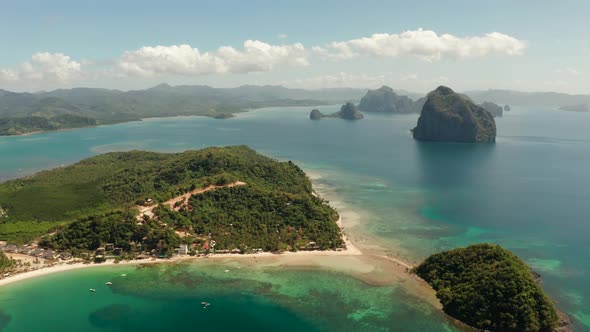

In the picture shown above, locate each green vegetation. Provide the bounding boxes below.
[0,250,15,274]
[0,114,97,135]
[183,185,340,251]
[414,244,559,332]
[413,86,496,143]
[1,146,343,254]
[39,211,182,257]
[0,85,364,135]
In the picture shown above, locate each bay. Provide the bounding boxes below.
[0,104,589,331]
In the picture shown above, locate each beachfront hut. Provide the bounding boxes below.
[41,250,57,260]
[175,244,189,255]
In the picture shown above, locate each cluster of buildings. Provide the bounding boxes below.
[0,243,72,261]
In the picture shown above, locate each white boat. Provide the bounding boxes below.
[106,282,113,285]
[89,289,96,292]
[121,274,127,277]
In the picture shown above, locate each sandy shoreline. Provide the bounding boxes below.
[0,170,431,311]
[0,214,365,288]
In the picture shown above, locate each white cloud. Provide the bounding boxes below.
[0,52,82,84]
[313,29,527,61]
[555,66,580,76]
[118,40,309,77]
[0,69,18,81]
[281,72,389,89]
[279,72,455,93]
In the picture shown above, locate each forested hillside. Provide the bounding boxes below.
[0,146,343,255]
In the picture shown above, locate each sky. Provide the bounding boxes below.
[0,0,589,94]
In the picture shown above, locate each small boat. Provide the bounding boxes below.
[224,270,229,273]
[121,274,127,277]
[106,282,113,285]
[89,289,96,292]
[201,301,211,308]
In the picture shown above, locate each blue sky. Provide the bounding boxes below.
[1,0,589,93]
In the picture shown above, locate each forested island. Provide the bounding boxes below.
[309,102,364,120]
[0,146,344,259]
[415,244,569,332]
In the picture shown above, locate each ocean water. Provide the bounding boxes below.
[0,105,589,331]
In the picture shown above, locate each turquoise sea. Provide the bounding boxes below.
[0,105,589,331]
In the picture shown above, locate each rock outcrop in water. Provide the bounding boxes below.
[336,102,364,120]
[309,103,364,120]
[309,109,323,120]
[481,101,503,117]
[412,86,496,143]
[358,86,416,113]
[504,104,511,112]
[559,104,589,113]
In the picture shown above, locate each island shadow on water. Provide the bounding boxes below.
[0,310,11,331]
[414,140,497,189]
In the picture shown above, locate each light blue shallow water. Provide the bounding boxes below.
[0,105,589,331]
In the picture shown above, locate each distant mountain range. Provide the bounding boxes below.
[1,84,588,135]
[465,89,590,107]
[0,84,372,135]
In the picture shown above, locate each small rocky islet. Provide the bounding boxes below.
[309,102,364,120]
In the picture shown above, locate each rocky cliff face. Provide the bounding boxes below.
[309,109,323,120]
[337,102,364,120]
[358,86,416,113]
[413,86,496,143]
[309,103,364,120]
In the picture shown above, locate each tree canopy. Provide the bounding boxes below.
[414,243,558,332]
